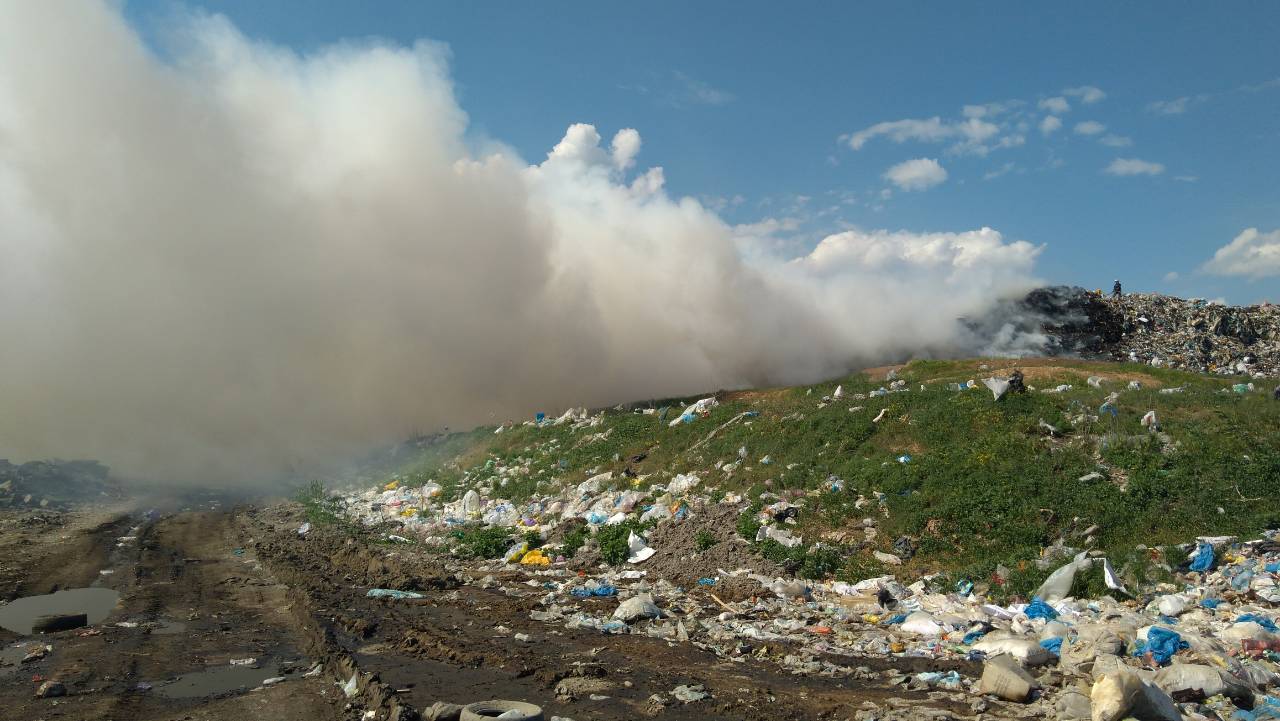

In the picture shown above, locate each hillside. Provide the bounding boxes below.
[332,356,1280,599]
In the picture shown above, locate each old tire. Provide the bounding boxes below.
[459,700,544,721]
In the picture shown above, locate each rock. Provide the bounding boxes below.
[35,680,67,698]
[31,613,88,633]
[670,684,710,703]
[979,654,1038,702]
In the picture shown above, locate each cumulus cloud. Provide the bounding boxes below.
[1201,228,1280,278]
[610,128,641,170]
[1038,96,1070,113]
[0,3,1043,483]
[1163,271,1180,282]
[883,158,948,191]
[1039,115,1062,135]
[1074,120,1105,135]
[1063,86,1106,104]
[1099,134,1132,147]
[1104,158,1165,176]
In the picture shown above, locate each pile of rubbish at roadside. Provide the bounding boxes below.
[330,442,1280,721]
[353,493,1280,721]
[0,459,116,509]
[992,286,1280,377]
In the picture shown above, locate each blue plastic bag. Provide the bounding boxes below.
[1133,626,1188,665]
[1039,637,1063,656]
[1025,597,1059,621]
[1189,542,1215,572]
[1237,614,1279,633]
[1201,598,1222,609]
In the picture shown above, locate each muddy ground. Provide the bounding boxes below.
[0,501,1004,720]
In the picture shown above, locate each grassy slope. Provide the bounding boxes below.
[372,358,1280,598]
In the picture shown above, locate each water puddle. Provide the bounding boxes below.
[0,588,120,635]
[154,660,285,698]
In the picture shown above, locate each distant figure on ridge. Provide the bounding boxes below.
[1112,280,1122,299]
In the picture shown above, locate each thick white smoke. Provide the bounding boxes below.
[0,3,1042,482]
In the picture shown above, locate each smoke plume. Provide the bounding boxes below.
[0,3,1043,482]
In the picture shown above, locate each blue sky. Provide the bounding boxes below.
[124,1,1280,303]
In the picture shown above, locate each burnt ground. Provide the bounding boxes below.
[0,502,998,721]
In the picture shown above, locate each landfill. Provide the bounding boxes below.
[990,287,1280,377]
[324,383,1280,721]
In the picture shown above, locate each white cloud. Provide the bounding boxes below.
[798,227,1040,277]
[844,117,951,150]
[1099,134,1132,147]
[883,158,947,191]
[1073,120,1105,135]
[1039,115,1062,135]
[1063,86,1106,104]
[1038,96,1070,113]
[1147,94,1209,115]
[610,128,641,170]
[1174,175,1198,183]
[1201,228,1280,278]
[983,162,1017,180]
[1103,158,1165,176]
[673,71,733,106]
[961,100,1023,119]
[1162,271,1179,282]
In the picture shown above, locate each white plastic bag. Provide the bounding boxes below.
[1035,551,1092,602]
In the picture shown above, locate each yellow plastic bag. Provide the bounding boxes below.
[384,480,400,491]
[520,549,551,566]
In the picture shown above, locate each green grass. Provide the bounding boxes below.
[359,358,1280,592]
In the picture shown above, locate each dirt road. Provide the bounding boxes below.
[0,505,340,720]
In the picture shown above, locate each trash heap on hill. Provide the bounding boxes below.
[1001,287,1280,377]
[1104,293,1280,377]
[328,413,1280,719]
[341,473,1280,720]
[0,459,115,509]
[321,362,1280,720]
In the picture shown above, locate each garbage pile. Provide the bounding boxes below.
[353,484,1280,721]
[0,459,115,509]
[329,431,1280,719]
[975,286,1280,376]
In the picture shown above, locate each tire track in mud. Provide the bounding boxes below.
[2,507,345,721]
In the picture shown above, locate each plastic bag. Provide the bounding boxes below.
[1035,551,1092,602]
[1133,627,1187,665]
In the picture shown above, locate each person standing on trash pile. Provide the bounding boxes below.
[1112,279,1122,299]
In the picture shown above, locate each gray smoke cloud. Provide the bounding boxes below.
[0,2,1043,483]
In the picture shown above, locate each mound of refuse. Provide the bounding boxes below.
[0,459,116,509]
[988,286,1280,376]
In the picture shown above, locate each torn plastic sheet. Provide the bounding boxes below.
[627,531,656,563]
